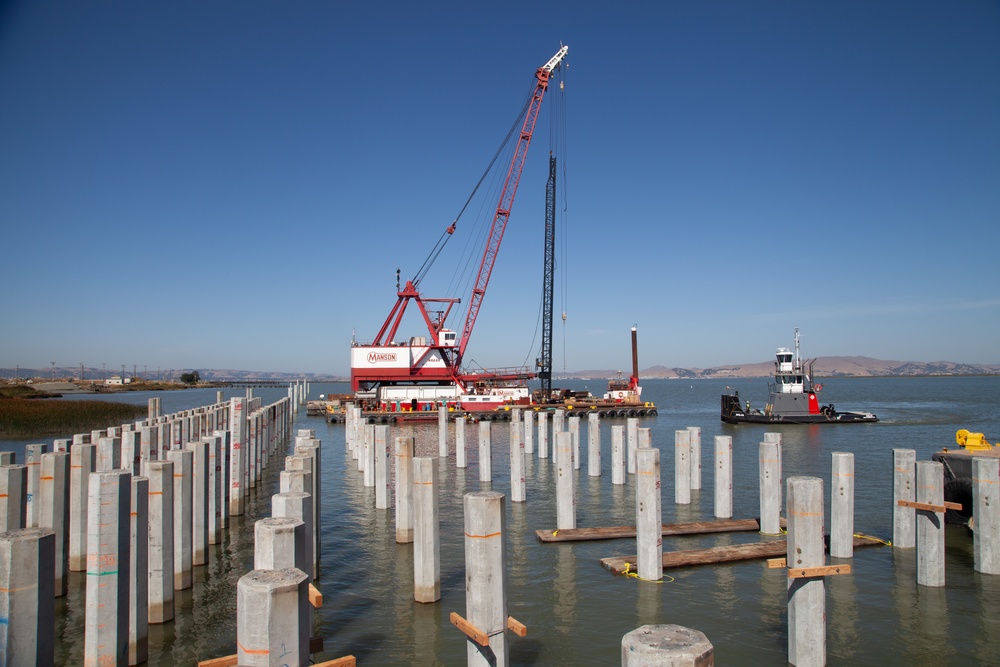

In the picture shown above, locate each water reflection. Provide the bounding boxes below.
[610,478,629,524]
[579,475,603,526]
[394,542,414,651]
[973,574,1000,663]
[712,533,737,613]
[636,578,660,625]
[509,502,529,592]
[827,558,859,662]
[411,599,439,666]
[674,494,699,524]
[553,543,577,635]
[890,547,919,662]
[915,586,951,662]
[758,558,786,640]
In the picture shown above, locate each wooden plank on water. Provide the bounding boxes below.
[197,637,325,667]
[536,517,786,543]
[600,535,885,575]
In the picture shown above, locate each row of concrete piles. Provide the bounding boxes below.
[644,433,826,666]
[229,427,336,667]
[339,406,717,666]
[0,386,306,666]
[351,406,1000,666]
[633,433,1000,666]
[892,449,1000,580]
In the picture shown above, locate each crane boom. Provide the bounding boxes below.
[456,45,568,363]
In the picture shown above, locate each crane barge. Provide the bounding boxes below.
[347,46,569,418]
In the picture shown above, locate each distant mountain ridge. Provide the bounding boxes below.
[560,356,1000,380]
[6,357,999,384]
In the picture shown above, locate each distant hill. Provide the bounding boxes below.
[6,357,999,385]
[558,357,1000,380]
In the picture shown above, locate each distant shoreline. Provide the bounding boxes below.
[6,369,998,392]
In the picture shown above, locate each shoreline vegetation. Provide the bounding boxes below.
[0,381,199,396]
[0,396,147,439]
[0,382,185,438]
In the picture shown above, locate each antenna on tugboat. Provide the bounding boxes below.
[794,327,800,367]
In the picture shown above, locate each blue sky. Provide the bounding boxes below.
[1,1,998,376]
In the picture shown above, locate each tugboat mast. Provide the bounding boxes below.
[794,326,801,369]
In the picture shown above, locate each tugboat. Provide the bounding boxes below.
[720,329,877,425]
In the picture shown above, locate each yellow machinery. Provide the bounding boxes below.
[933,429,999,527]
[954,429,994,452]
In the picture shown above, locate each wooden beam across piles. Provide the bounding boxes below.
[600,535,887,575]
[536,517,786,543]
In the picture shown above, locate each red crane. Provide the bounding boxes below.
[350,45,568,397]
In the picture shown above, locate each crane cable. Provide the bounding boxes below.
[558,65,570,372]
[412,89,536,288]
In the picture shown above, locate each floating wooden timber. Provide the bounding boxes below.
[600,535,886,575]
[197,637,356,667]
[535,517,786,543]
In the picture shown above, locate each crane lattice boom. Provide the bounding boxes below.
[456,46,568,363]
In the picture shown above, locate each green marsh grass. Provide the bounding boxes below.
[0,398,147,438]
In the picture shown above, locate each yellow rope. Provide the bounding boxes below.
[621,561,674,584]
[780,526,891,546]
[781,525,890,547]
[854,532,892,547]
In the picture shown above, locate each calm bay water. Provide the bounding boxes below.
[4,376,1000,665]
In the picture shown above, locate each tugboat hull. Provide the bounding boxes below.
[721,391,877,425]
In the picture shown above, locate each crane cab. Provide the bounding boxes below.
[439,330,457,347]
